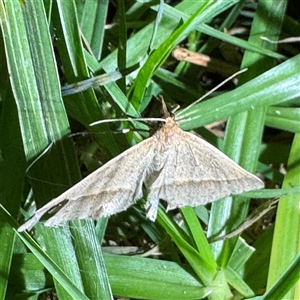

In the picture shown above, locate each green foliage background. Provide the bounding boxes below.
[0,0,299,299]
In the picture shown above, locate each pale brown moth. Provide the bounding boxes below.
[18,105,264,232]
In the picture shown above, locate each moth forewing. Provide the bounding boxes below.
[18,137,156,231]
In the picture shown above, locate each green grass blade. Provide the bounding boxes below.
[242,227,274,294]
[247,254,300,300]
[2,1,113,298]
[263,253,300,300]
[177,54,300,130]
[0,0,68,297]
[157,208,218,287]
[180,207,214,260]
[116,0,127,93]
[224,267,255,298]
[6,238,212,300]
[0,26,26,299]
[154,4,285,60]
[79,0,108,60]
[1,205,89,300]
[69,220,113,299]
[53,0,123,158]
[104,253,210,299]
[131,0,232,109]
[266,132,300,299]
[265,106,300,133]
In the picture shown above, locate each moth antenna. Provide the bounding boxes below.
[177,68,248,118]
[90,117,166,127]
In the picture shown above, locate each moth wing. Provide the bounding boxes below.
[18,137,156,231]
[146,130,263,219]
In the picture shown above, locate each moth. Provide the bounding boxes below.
[18,110,264,231]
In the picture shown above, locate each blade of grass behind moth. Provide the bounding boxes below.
[103,253,210,299]
[69,220,113,300]
[95,217,109,244]
[130,0,229,110]
[0,4,29,297]
[1,2,77,299]
[180,207,215,265]
[266,133,300,299]
[117,0,127,93]
[15,1,89,298]
[265,106,300,133]
[148,0,164,54]
[98,1,224,74]
[54,0,121,158]
[152,2,285,60]
[0,64,27,300]
[178,207,235,298]
[157,208,218,288]
[263,253,300,300]
[50,2,115,298]
[82,49,140,117]
[199,0,246,54]
[2,1,112,299]
[224,267,255,298]
[0,206,89,300]
[207,0,287,268]
[225,239,257,297]
[78,0,108,60]
[176,54,300,130]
